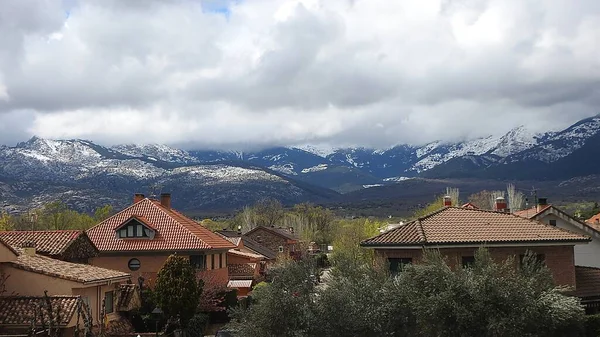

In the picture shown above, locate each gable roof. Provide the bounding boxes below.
[514,205,553,219]
[87,198,236,252]
[0,230,94,257]
[8,252,130,284]
[461,202,479,209]
[246,226,299,242]
[515,205,600,237]
[0,296,80,327]
[216,230,278,260]
[361,207,591,247]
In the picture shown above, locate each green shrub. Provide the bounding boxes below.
[186,313,209,337]
[586,314,600,337]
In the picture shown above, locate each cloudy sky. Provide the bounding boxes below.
[0,0,598,149]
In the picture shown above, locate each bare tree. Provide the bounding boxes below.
[254,198,284,227]
[446,187,460,206]
[507,184,525,211]
[240,206,256,233]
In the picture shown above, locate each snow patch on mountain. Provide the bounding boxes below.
[293,145,339,158]
[491,126,540,157]
[113,143,196,163]
[268,164,297,176]
[301,164,328,173]
[412,136,499,172]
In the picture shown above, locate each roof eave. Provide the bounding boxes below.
[361,239,590,249]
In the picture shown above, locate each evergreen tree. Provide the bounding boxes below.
[154,254,202,327]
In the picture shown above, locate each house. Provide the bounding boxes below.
[244,226,300,259]
[216,230,276,297]
[86,193,236,288]
[360,204,591,288]
[514,198,600,268]
[0,230,98,263]
[0,237,134,334]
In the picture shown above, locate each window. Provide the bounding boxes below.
[219,253,223,269]
[462,256,475,268]
[389,258,412,274]
[190,255,206,270]
[549,219,557,226]
[104,291,114,314]
[117,219,153,238]
[211,254,215,270]
[128,258,141,271]
[278,246,284,253]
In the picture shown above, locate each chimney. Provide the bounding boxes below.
[443,196,452,207]
[160,193,171,209]
[495,197,508,212]
[537,198,548,212]
[133,193,145,203]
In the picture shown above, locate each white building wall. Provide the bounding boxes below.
[539,213,600,268]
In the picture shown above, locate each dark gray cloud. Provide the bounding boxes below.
[0,0,598,149]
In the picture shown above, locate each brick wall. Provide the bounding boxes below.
[376,245,577,287]
[245,228,293,256]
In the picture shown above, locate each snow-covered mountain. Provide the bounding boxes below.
[2,115,600,213]
[0,139,337,213]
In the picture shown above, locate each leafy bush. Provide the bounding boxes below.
[186,313,209,337]
[586,314,600,337]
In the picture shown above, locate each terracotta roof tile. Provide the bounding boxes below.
[0,296,79,326]
[514,205,552,219]
[0,230,84,256]
[228,249,265,260]
[9,253,130,284]
[362,207,590,247]
[575,266,600,298]
[87,199,236,252]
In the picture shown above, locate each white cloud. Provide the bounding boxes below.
[0,0,599,148]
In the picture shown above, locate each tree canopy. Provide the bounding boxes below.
[154,254,202,327]
[229,248,586,337]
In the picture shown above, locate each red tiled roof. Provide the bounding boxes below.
[361,207,590,247]
[514,205,552,219]
[0,296,79,326]
[575,266,600,298]
[9,252,130,284]
[87,199,236,252]
[0,230,85,256]
[461,202,479,209]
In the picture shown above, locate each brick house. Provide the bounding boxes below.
[0,237,133,335]
[0,230,98,263]
[360,206,590,288]
[216,230,277,297]
[86,193,236,288]
[244,226,299,259]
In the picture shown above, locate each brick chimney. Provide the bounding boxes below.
[133,193,145,203]
[443,196,452,207]
[495,197,508,212]
[160,193,171,209]
[537,198,548,212]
